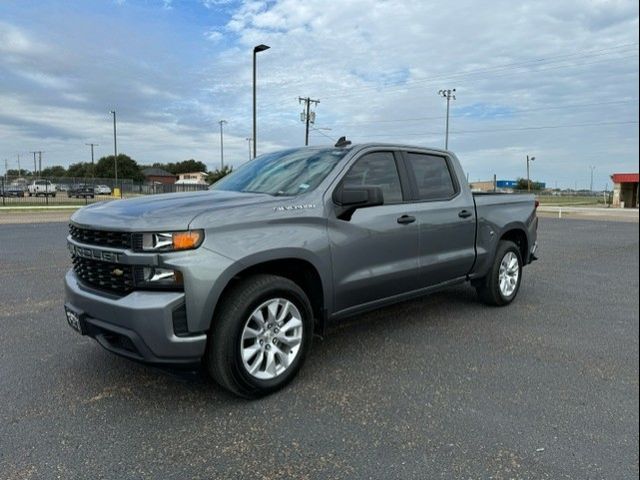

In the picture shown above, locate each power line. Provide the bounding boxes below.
[323,46,640,101]
[327,98,638,127]
[256,42,639,102]
[310,127,336,143]
[343,120,639,138]
[259,44,638,108]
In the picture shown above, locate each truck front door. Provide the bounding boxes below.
[328,150,420,313]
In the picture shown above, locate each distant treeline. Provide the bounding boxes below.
[7,155,208,181]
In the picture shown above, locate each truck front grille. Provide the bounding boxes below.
[72,256,137,294]
[69,224,132,250]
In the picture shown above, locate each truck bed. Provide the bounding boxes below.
[471,192,538,276]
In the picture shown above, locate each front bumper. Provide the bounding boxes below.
[64,270,207,364]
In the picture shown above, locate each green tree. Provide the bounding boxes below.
[516,178,543,191]
[41,165,67,178]
[206,165,233,184]
[152,159,208,175]
[95,154,143,181]
[67,162,92,178]
[7,169,31,177]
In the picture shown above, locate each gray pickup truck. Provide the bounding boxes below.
[64,141,538,397]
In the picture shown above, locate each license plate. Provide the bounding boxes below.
[65,307,85,335]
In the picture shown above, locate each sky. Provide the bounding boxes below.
[0,0,638,189]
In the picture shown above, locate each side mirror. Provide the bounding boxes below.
[333,185,384,220]
[334,185,384,208]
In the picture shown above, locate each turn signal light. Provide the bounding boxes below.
[172,231,203,250]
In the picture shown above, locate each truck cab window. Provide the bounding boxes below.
[342,152,403,204]
[406,153,456,201]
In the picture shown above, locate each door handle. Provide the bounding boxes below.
[458,210,473,219]
[397,215,416,225]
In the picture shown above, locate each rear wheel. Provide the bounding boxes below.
[475,240,523,306]
[205,274,313,398]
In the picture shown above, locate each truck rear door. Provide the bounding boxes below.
[401,151,476,286]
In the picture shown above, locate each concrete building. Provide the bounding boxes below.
[611,173,639,208]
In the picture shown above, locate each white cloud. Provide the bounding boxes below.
[0,21,46,56]
[201,0,235,8]
[204,29,224,42]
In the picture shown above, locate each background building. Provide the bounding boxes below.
[176,172,208,185]
[611,173,639,208]
[141,167,176,185]
[469,179,545,192]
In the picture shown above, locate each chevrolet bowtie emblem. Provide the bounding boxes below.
[111,268,124,277]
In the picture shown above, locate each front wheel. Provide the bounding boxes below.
[205,274,313,398]
[475,240,523,306]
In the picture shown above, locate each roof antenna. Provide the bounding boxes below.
[334,136,351,148]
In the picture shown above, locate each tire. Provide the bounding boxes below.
[205,274,313,398]
[475,240,523,306]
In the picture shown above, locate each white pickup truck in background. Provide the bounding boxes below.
[27,180,57,197]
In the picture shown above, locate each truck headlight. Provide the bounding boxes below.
[140,230,204,252]
[136,267,183,289]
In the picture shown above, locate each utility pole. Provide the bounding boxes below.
[86,143,99,178]
[589,166,596,192]
[245,137,252,162]
[438,88,456,149]
[30,151,37,178]
[29,151,43,178]
[17,154,21,177]
[298,97,320,146]
[218,120,227,170]
[526,155,536,192]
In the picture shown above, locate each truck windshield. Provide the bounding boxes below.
[210,147,349,196]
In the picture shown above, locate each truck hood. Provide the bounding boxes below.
[71,190,276,231]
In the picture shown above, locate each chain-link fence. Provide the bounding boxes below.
[0,176,209,207]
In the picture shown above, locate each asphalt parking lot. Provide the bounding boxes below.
[0,218,638,479]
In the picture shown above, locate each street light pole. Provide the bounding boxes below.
[589,166,596,192]
[219,120,227,170]
[438,88,456,149]
[110,110,118,191]
[526,155,536,192]
[252,44,270,159]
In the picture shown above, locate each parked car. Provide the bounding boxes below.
[95,185,112,195]
[1,183,27,197]
[27,180,57,197]
[68,184,95,199]
[64,141,539,398]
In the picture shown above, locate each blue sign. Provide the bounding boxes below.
[496,180,518,188]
